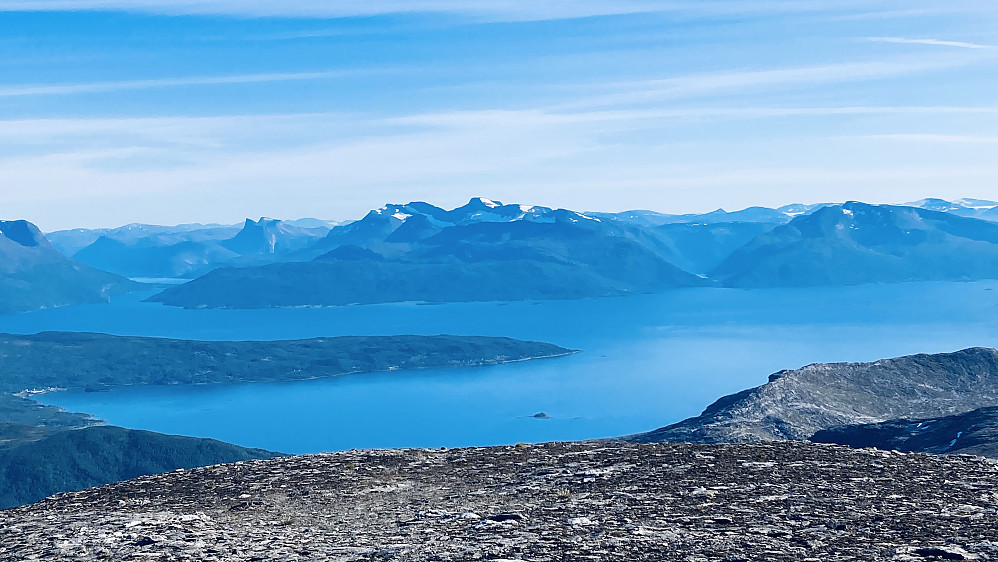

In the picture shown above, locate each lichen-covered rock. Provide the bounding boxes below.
[3,441,997,561]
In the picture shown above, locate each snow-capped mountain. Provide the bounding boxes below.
[314,197,601,251]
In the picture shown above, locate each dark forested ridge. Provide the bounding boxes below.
[0,332,575,393]
[0,426,278,509]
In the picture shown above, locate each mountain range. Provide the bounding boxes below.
[149,197,998,309]
[0,220,140,314]
[51,218,335,279]
[149,199,708,308]
[711,202,998,286]
[7,196,998,313]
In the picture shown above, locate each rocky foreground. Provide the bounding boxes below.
[3,441,998,561]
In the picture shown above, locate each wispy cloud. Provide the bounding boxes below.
[0,0,669,20]
[4,101,998,229]
[867,37,995,49]
[550,56,994,111]
[2,0,989,21]
[864,133,998,143]
[0,70,361,97]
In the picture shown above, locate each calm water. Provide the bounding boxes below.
[4,282,998,454]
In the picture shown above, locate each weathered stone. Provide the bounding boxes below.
[2,441,997,561]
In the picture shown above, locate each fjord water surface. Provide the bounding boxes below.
[7,282,998,454]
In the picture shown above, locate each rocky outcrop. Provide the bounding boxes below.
[2,441,997,561]
[631,348,998,444]
[812,406,998,458]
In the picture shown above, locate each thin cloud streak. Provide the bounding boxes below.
[865,133,998,143]
[0,70,359,97]
[549,56,995,111]
[0,0,987,21]
[867,37,995,49]
[5,105,998,148]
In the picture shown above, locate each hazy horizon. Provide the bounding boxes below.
[22,194,994,233]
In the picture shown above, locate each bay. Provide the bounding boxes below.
[2,281,996,453]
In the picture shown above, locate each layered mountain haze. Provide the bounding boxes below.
[47,222,243,256]
[0,220,140,314]
[906,198,998,221]
[712,202,998,287]
[58,218,333,279]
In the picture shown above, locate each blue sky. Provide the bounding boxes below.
[2,1,997,230]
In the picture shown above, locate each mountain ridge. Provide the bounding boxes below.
[630,347,998,444]
[0,220,141,314]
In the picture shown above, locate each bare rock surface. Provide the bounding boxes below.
[3,441,998,561]
[632,347,998,444]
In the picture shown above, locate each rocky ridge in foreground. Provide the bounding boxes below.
[632,347,998,444]
[3,441,998,561]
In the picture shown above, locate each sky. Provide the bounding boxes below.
[2,1,998,230]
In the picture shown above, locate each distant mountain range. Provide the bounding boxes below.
[49,218,337,279]
[630,347,998,446]
[711,202,998,286]
[0,220,140,314]
[147,197,998,308]
[905,197,998,221]
[149,198,707,308]
[5,196,998,313]
[592,202,835,227]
